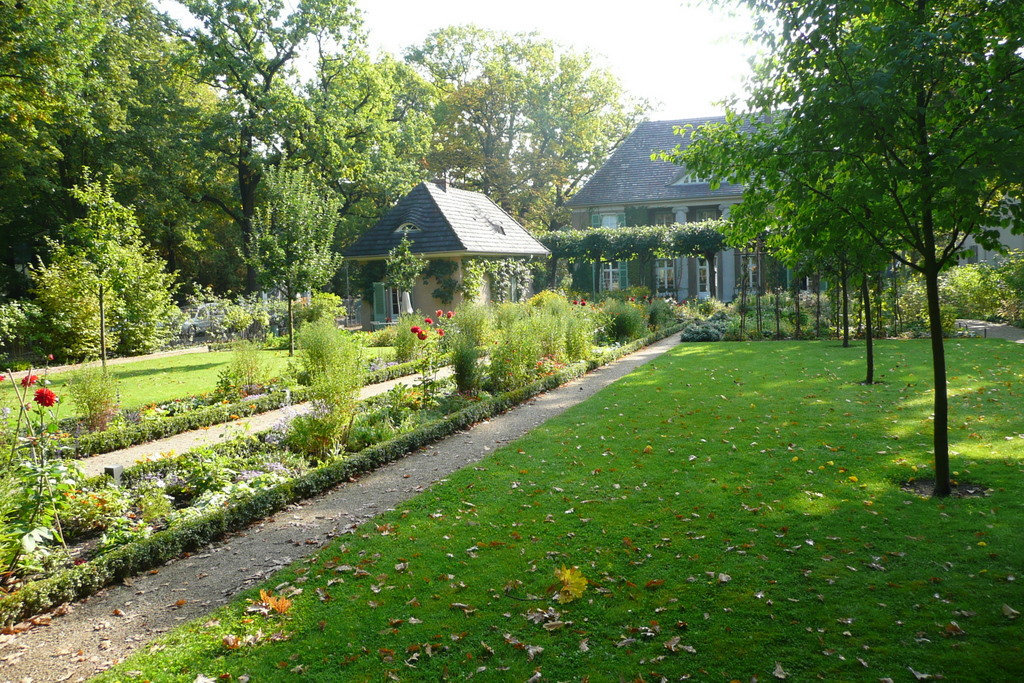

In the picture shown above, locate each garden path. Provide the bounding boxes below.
[76,366,456,479]
[0,334,681,683]
[957,318,1024,342]
[7,346,209,382]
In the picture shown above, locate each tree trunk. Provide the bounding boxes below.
[238,129,259,294]
[815,277,822,337]
[707,253,718,299]
[287,295,295,357]
[793,286,801,338]
[861,276,874,384]
[99,282,107,369]
[874,274,884,339]
[841,265,850,347]
[924,263,950,496]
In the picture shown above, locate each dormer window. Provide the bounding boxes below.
[394,222,421,234]
[672,166,709,185]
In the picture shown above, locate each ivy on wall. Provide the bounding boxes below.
[539,219,728,262]
[423,259,459,303]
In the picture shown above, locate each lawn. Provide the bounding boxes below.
[98,339,1024,681]
[3,346,398,419]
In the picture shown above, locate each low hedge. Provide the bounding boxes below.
[0,326,681,626]
[63,357,432,458]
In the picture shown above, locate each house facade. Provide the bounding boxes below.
[344,181,549,328]
[566,116,756,302]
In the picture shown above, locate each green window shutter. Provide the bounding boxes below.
[619,260,629,289]
[616,213,625,228]
[590,213,601,228]
[372,282,386,322]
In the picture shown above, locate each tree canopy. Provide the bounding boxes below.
[667,0,1024,495]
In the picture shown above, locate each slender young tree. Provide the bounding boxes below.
[246,165,343,356]
[670,0,1024,496]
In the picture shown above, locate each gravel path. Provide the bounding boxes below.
[0,334,680,683]
[77,367,455,478]
[957,319,1024,342]
[8,347,209,381]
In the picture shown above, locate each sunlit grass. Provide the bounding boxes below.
[98,339,1024,681]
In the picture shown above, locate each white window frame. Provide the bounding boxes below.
[655,258,676,294]
[696,258,711,299]
[384,287,404,319]
[740,254,758,290]
[600,261,621,291]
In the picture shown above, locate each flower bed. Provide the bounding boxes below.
[34,355,432,459]
[0,322,683,626]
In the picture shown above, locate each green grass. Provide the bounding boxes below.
[98,339,1024,681]
[4,346,397,419]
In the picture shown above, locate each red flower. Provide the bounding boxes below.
[20,374,39,387]
[33,387,57,407]
[437,329,445,337]
[435,309,443,318]
[446,311,454,319]
[580,300,587,306]
[424,317,433,325]
[417,331,428,340]
[572,300,579,305]
[410,326,422,334]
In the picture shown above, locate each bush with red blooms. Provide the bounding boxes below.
[2,367,71,578]
[412,312,453,402]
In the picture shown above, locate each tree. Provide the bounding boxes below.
[33,172,177,362]
[384,237,427,313]
[246,165,342,356]
[172,0,361,292]
[406,25,646,230]
[671,0,1024,496]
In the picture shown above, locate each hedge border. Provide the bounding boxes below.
[0,325,681,625]
[62,356,434,458]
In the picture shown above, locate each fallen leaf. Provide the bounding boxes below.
[773,661,789,679]
[1002,604,1020,619]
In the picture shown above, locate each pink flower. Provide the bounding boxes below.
[446,311,454,319]
[20,374,38,387]
[47,354,54,361]
[435,309,443,318]
[34,387,57,407]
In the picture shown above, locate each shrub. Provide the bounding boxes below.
[223,305,255,336]
[563,311,594,362]
[295,318,358,385]
[286,331,364,460]
[296,292,346,327]
[67,366,120,432]
[449,303,491,348]
[940,264,1001,320]
[366,325,398,348]
[605,285,652,301]
[602,299,648,342]
[491,302,529,333]
[393,313,424,363]
[527,290,569,312]
[450,332,482,394]
[488,319,543,393]
[996,250,1024,325]
[62,484,129,539]
[680,319,728,341]
[0,300,43,359]
[217,341,272,395]
[531,311,566,361]
[646,298,676,329]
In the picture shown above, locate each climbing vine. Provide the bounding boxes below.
[423,259,460,304]
[460,258,535,303]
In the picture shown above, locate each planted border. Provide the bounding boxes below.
[63,356,435,458]
[0,326,681,626]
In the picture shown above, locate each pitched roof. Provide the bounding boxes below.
[344,182,550,260]
[566,116,745,208]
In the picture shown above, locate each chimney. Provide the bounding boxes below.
[435,176,448,192]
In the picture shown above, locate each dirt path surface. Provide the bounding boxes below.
[8,347,210,381]
[77,367,455,478]
[0,335,680,682]
[957,319,1024,342]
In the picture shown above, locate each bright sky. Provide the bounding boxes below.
[359,0,757,119]
[158,0,757,120]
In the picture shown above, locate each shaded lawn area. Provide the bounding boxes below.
[3,346,397,419]
[98,339,1024,681]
